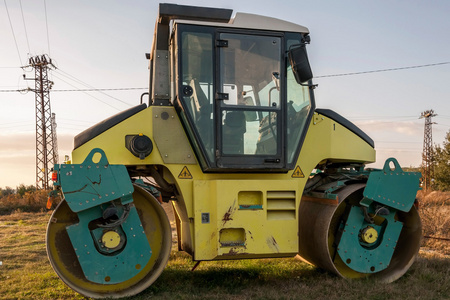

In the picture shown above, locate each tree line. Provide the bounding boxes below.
[433,130,450,191]
[0,184,37,197]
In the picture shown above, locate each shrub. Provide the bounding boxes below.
[0,189,51,215]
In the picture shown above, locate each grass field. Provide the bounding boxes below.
[0,194,449,300]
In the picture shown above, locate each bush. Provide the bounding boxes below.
[16,184,37,196]
[0,189,51,215]
[0,186,16,197]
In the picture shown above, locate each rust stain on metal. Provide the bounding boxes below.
[222,199,237,225]
[228,247,238,255]
[266,236,280,253]
[222,208,233,223]
[223,247,248,256]
[271,236,278,247]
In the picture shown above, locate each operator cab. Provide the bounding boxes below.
[165,6,315,172]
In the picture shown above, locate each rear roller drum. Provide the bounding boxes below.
[298,183,422,282]
[46,184,172,298]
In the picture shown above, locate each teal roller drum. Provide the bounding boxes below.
[298,158,422,282]
[46,149,172,298]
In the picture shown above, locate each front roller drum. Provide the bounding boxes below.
[46,184,172,299]
[298,184,422,282]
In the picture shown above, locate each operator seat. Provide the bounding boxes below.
[222,111,246,154]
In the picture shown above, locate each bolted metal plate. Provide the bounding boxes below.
[363,158,421,212]
[337,205,403,273]
[66,204,152,284]
[57,148,134,213]
[153,106,196,164]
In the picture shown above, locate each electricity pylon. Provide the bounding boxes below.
[420,109,437,192]
[27,54,57,190]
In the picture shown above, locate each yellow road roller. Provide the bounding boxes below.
[46,4,422,298]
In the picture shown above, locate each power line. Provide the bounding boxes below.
[0,87,147,93]
[0,89,29,93]
[4,0,23,65]
[52,87,147,92]
[54,68,134,107]
[19,0,31,54]
[51,73,122,111]
[316,62,450,78]
[43,0,51,55]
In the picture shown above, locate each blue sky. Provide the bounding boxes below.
[1,0,449,187]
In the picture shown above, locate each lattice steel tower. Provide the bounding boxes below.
[420,109,437,192]
[51,112,59,165]
[29,54,57,190]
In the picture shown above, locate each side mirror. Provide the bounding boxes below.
[288,45,313,84]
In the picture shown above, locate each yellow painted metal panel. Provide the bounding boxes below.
[152,107,196,164]
[295,112,376,179]
[72,107,162,165]
[70,107,376,262]
[193,179,299,260]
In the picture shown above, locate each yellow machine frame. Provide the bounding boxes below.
[72,106,375,261]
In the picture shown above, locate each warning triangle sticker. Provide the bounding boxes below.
[292,165,305,178]
[178,166,193,179]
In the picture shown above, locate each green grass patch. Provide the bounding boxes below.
[0,211,449,300]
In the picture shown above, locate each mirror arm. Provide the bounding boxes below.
[299,81,318,89]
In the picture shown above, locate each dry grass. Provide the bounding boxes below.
[0,211,84,300]
[417,190,450,255]
[0,193,449,299]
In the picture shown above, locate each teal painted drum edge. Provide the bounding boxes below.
[363,158,421,212]
[57,148,134,213]
[337,205,403,273]
[66,204,152,284]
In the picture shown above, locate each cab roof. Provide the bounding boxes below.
[174,12,309,34]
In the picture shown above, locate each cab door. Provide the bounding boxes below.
[215,32,286,169]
